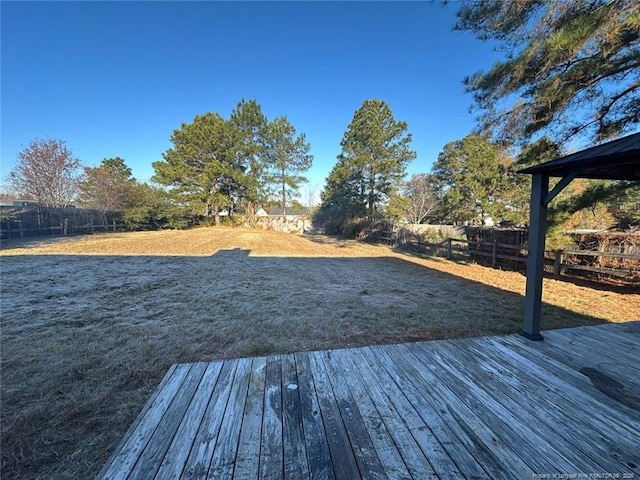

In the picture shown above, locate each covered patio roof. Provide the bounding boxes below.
[519,132,640,180]
[517,131,640,340]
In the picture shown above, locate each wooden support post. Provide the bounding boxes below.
[18,220,23,238]
[63,218,69,236]
[521,173,549,341]
[447,238,452,260]
[113,219,116,231]
[492,240,497,268]
[554,251,563,278]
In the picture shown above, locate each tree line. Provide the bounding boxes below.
[6,99,313,230]
[315,0,639,241]
[6,1,639,238]
[316,126,639,239]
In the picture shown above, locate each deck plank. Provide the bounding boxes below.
[345,348,438,479]
[129,362,209,480]
[375,343,510,480]
[443,338,630,474]
[97,322,640,480]
[259,355,284,480]
[409,340,572,475]
[497,334,640,426]
[99,364,191,480]
[328,348,412,479]
[206,358,252,480]
[308,351,361,480]
[156,362,223,480]
[320,350,387,480]
[97,363,178,480]
[360,346,464,479]
[419,339,591,473]
[282,354,310,480]
[233,357,266,480]
[180,360,238,480]
[494,335,640,453]
[397,341,535,478]
[294,352,335,480]
[466,336,640,472]
[545,326,640,367]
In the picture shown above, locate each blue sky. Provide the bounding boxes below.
[1,1,501,199]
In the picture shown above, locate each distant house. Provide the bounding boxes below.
[255,206,312,234]
[0,199,35,208]
[267,207,311,217]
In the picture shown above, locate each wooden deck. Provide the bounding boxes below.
[98,322,640,479]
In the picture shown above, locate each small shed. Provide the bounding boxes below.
[518,132,640,340]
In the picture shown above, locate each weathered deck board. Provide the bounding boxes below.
[282,355,309,480]
[319,350,387,480]
[181,360,238,479]
[98,322,640,479]
[308,351,362,479]
[232,357,265,480]
[156,363,223,480]
[458,338,639,473]
[294,352,335,480]
[329,348,412,479]
[358,346,458,478]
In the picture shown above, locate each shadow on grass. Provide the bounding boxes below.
[0,247,613,480]
[302,233,356,248]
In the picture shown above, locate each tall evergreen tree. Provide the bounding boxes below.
[317,155,368,231]
[432,134,509,225]
[230,99,269,224]
[456,0,639,146]
[336,99,416,218]
[152,113,243,225]
[263,116,313,217]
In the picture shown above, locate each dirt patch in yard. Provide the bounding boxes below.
[1,227,638,479]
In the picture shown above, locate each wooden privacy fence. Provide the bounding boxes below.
[1,207,124,240]
[1,218,124,239]
[378,229,639,284]
[553,249,640,280]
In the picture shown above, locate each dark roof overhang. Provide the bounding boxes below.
[517,132,640,181]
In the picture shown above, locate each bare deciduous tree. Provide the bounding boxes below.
[301,181,319,215]
[402,173,439,224]
[9,138,81,207]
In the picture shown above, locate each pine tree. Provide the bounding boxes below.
[432,134,509,225]
[152,113,243,225]
[263,116,313,217]
[456,0,639,146]
[336,99,416,219]
[230,99,269,224]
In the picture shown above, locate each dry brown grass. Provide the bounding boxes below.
[1,227,638,479]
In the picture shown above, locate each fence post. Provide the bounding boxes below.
[18,220,24,238]
[63,218,69,235]
[492,239,497,267]
[447,238,452,260]
[554,250,563,278]
[113,219,116,231]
